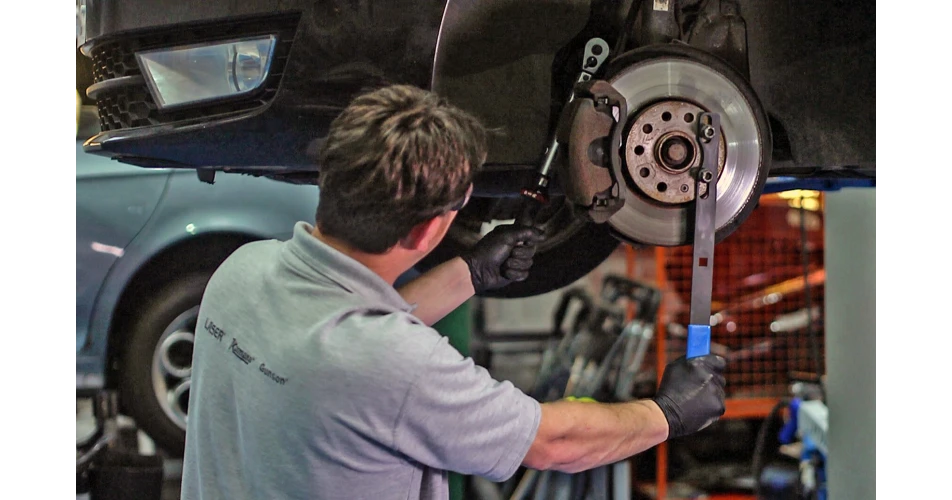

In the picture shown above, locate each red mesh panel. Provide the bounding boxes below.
[660,193,826,397]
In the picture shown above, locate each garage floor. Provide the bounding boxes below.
[76,398,183,500]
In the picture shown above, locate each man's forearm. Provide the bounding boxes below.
[398,257,475,326]
[523,399,669,473]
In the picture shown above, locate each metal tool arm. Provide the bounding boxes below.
[516,38,610,227]
[686,113,720,358]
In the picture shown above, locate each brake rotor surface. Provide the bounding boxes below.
[605,55,767,247]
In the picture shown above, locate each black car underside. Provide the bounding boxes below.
[79,0,874,183]
[78,0,874,297]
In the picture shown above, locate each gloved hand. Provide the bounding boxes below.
[461,225,544,293]
[652,354,727,440]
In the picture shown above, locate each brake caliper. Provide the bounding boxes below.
[556,80,628,224]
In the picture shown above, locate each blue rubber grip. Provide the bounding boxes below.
[687,324,711,358]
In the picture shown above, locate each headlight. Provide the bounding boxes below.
[136,35,277,109]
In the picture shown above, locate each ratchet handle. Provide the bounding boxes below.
[686,324,711,358]
[516,184,549,228]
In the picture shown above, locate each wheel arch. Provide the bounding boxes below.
[101,231,263,389]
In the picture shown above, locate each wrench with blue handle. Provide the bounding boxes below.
[687,113,720,358]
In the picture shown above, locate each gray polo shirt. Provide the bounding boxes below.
[181,221,541,500]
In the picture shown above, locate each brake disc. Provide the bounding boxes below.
[603,46,770,247]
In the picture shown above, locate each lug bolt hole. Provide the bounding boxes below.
[642,124,653,134]
[634,145,645,155]
[639,167,650,178]
[684,113,695,123]
[657,182,668,192]
[662,112,672,122]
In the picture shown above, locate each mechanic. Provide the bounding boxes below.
[180,84,727,500]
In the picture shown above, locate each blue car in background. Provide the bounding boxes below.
[76,101,321,456]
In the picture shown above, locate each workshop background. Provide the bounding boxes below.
[74,1,877,494]
[78,183,872,500]
[468,190,830,500]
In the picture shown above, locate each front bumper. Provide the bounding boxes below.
[80,1,447,171]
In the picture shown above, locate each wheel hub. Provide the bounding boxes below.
[623,100,726,205]
[151,307,198,432]
[658,134,692,171]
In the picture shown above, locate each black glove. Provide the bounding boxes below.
[461,225,544,293]
[652,354,727,440]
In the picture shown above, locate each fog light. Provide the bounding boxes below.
[136,35,276,109]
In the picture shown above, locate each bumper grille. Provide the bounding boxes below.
[88,14,299,132]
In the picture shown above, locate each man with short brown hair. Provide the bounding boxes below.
[182,84,726,500]
[315,84,486,254]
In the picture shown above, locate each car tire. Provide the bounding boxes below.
[118,273,209,457]
[419,221,621,298]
